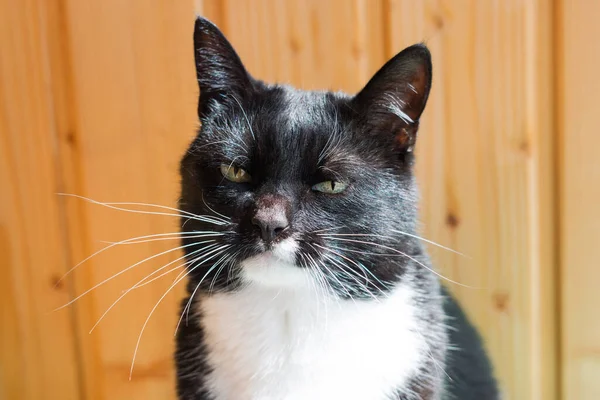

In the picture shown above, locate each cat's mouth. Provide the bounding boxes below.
[240,238,311,288]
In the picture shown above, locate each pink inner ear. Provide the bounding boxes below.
[395,128,411,147]
[393,125,418,152]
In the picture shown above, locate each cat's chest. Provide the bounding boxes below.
[197,285,425,400]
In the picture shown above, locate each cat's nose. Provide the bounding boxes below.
[252,196,290,243]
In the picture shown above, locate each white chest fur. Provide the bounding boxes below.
[198,262,425,400]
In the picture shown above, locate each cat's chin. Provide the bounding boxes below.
[240,238,313,290]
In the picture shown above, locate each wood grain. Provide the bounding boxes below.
[558,0,600,399]
[0,0,81,398]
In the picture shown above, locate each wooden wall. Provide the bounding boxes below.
[0,0,597,399]
[558,1,600,399]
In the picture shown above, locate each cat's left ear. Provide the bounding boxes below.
[352,44,432,151]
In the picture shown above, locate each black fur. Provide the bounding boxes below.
[442,288,500,398]
[175,17,499,399]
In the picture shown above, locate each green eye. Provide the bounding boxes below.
[312,180,348,194]
[220,164,252,183]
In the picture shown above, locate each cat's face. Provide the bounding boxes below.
[179,18,431,298]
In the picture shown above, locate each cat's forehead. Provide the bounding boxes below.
[271,86,349,132]
[281,86,342,118]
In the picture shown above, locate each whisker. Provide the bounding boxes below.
[390,230,466,257]
[100,232,224,245]
[131,264,184,289]
[306,244,354,300]
[58,193,228,225]
[207,254,231,294]
[309,226,347,234]
[181,247,235,327]
[322,231,466,257]
[88,244,219,333]
[323,251,383,301]
[55,231,218,285]
[313,243,394,297]
[59,193,219,222]
[313,243,368,283]
[54,240,215,311]
[321,253,378,302]
[201,191,231,222]
[320,237,477,289]
[129,258,207,380]
[171,263,192,286]
[184,249,241,326]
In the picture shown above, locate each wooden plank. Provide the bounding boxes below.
[386,0,556,398]
[0,0,81,398]
[525,0,557,398]
[201,0,386,93]
[558,0,600,399]
[57,1,198,399]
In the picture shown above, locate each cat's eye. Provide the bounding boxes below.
[220,164,252,183]
[311,180,348,194]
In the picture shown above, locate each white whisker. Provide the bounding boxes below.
[318,232,466,257]
[54,241,215,311]
[309,226,347,234]
[201,191,231,221]
[181,247,235,327]
[389,230,466,257]
[58,193,228,225]
[321,252,378,302]
[131,264,184,289]
[320,237,477,289]
[314,243,393,298]
[307,244,354,301]
[129,257,209,380]
[55,231,217,285]
[88,244,219,333]
[100,232,224,245]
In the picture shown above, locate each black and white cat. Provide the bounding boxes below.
[176,17,499,400]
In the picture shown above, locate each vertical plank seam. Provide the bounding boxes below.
[40,1,91,398]
[551,0,564,397]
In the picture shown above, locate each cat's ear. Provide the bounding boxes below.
[352,44,432,152]
[194,17,253,119]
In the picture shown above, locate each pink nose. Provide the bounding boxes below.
[252,195,290,243]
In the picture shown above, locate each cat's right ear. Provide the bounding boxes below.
[194,17,253,119]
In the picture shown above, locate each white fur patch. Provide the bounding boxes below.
[198,243,425,400]
[240,239,312,289]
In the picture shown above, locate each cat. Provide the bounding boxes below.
[175,16,499,400]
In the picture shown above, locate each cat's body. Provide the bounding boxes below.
[175,17,498,400]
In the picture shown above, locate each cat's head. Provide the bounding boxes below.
[179,17,432,297]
